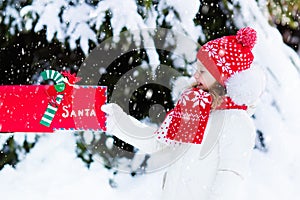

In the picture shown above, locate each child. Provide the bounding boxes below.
[102,27,265,200]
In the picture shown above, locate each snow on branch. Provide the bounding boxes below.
[13,0,202,69]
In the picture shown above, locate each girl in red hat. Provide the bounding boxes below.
[102,27,265,200]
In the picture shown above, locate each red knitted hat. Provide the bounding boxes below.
[197,27,265,106]
[197,27,257,85]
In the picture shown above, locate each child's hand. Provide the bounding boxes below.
[101,103,127,134]
[101,103,156,138]
[101,103,123,117]
[171,76,197,103]
[101,103,158,153]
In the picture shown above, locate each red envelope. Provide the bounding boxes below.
[0,85,107,132]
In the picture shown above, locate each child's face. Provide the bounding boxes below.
[193,60,217,90]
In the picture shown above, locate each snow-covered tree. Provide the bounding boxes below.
[0,1,300,198]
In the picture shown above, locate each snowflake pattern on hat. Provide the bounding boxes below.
[198,27,257,85]
[154,87,212,145]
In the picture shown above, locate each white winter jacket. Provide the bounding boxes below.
[102,104,256,200]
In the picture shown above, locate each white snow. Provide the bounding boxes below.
[20,1,68,41]
[0,133,164,200]
[232,0,300,199]
[4,6,23,34]
[1,0,300,199]
[18,0,204,69]
[0,134,11,148]
[157,0,204,66]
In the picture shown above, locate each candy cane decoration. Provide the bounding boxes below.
[40,94,64,127]
[41,70,66,92]
[40,70,66,127]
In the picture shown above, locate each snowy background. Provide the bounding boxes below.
[1,0,300,199]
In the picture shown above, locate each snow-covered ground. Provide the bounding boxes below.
[0,133,164,200]
[0,130,299,199]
